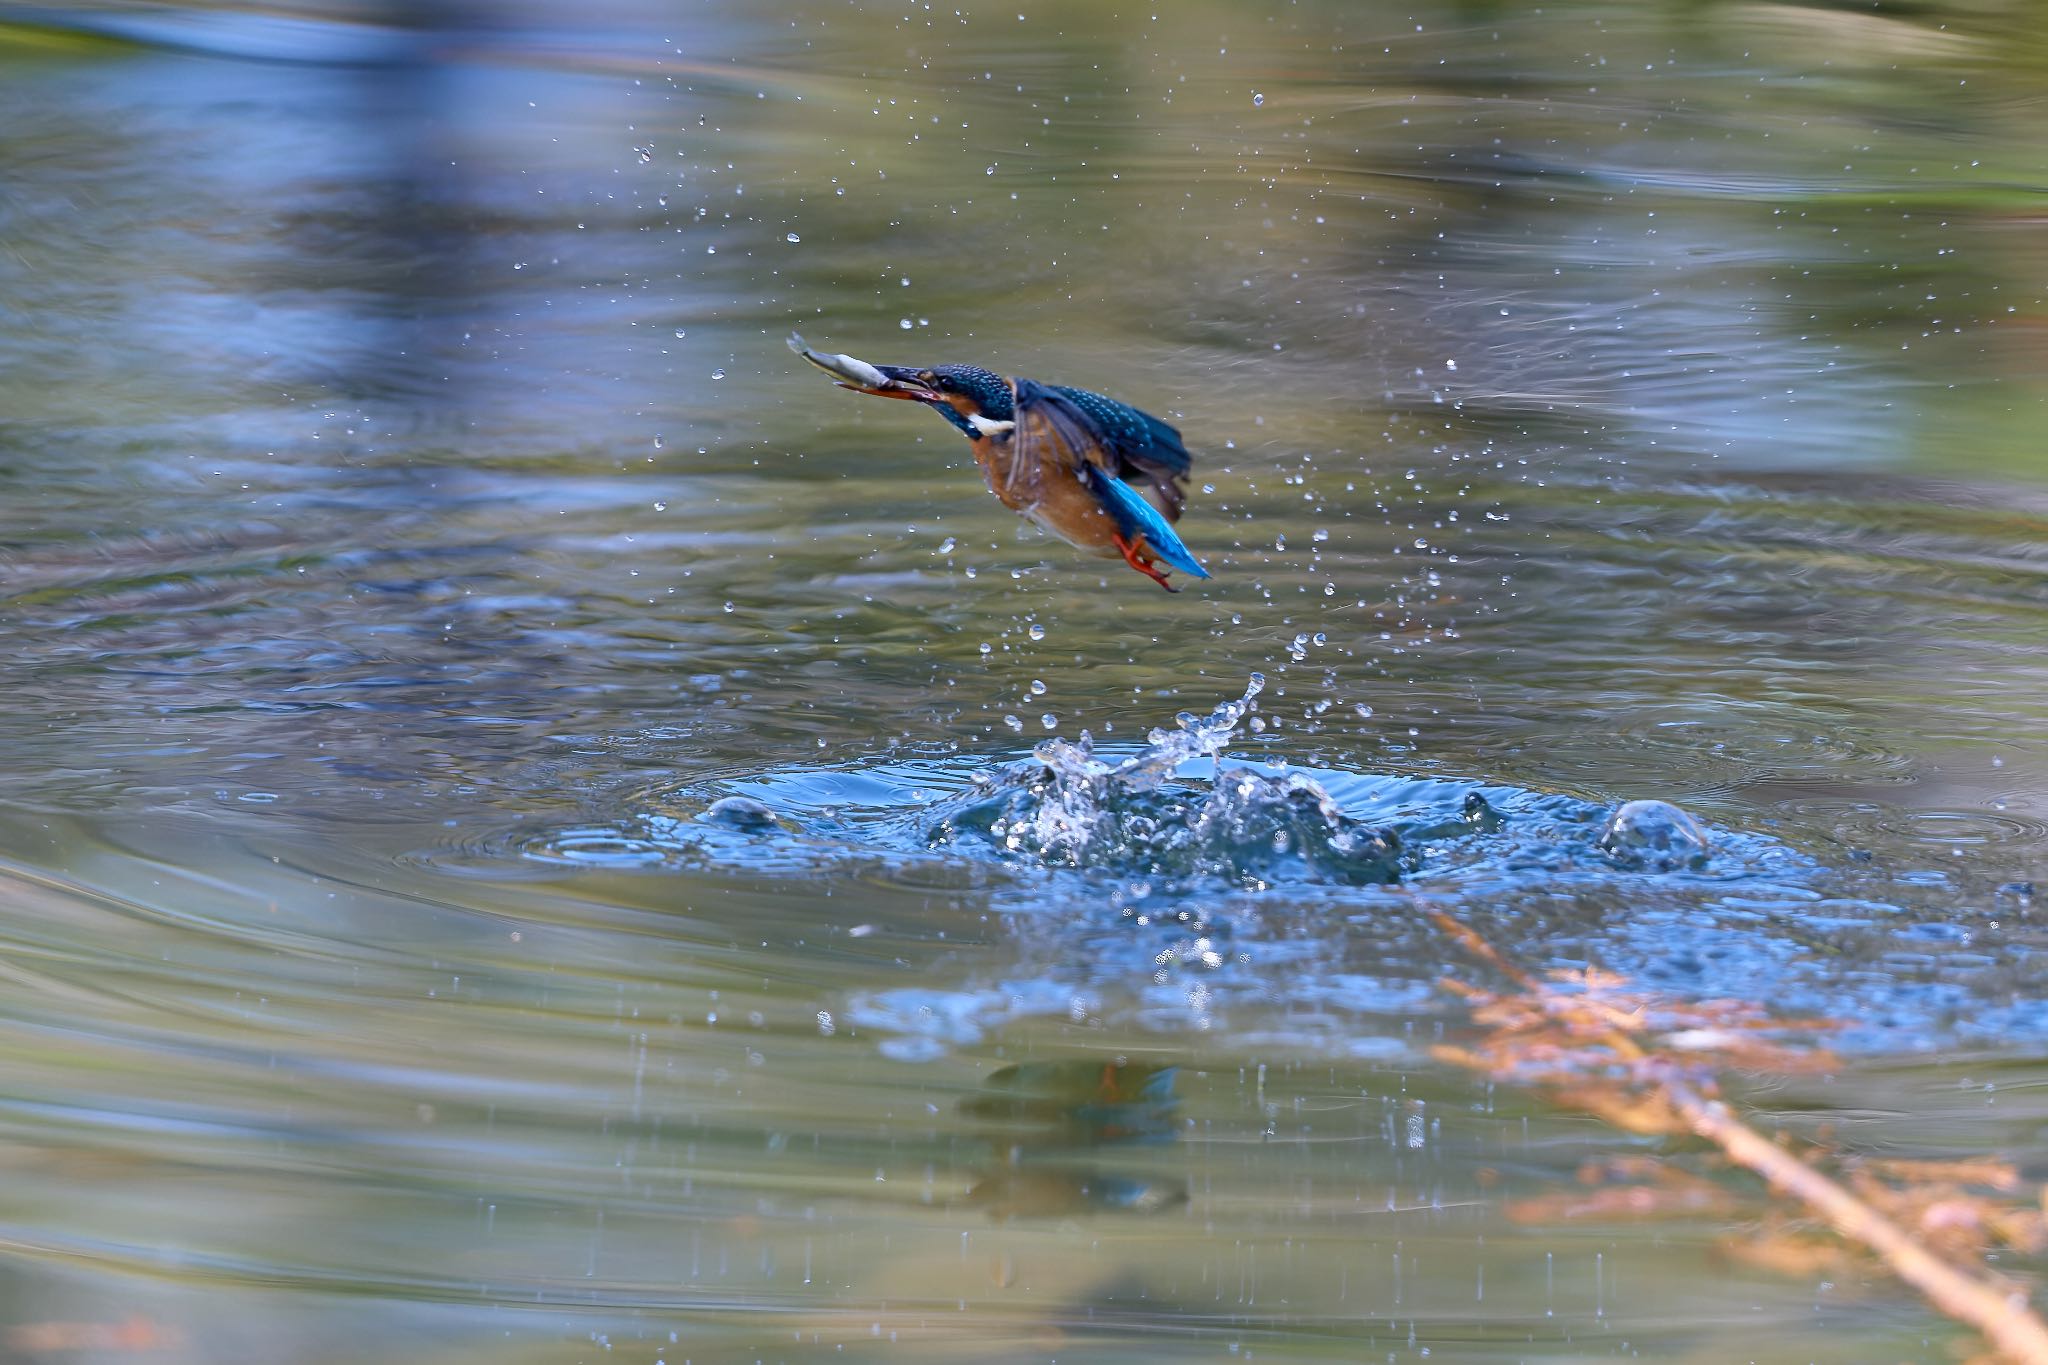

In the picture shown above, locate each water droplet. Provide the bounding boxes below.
[985,164,998,175]
[1251,91,1265,106]
[722,601,736,613]
[785,232,802,243]
[978,642,993,655]
[899,318,913,330]
[711,367,726,380]
[1040,713,1058,730]
[1003,714,1023,732]
[653,500,668,511]
[673,329,686,339]
[1029,679,1047,696]
[1028,623,1046,641]
[937,536,957,554]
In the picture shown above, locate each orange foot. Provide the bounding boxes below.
[1113,532,1177,592]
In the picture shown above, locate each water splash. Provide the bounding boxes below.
[925,675,1402,888]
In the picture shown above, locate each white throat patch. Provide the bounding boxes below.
[967,413,1015,437]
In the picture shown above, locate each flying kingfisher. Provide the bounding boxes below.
[790,334,1211,592]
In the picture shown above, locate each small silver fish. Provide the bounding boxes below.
[787,331,892,390]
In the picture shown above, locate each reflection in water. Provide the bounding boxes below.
[959,1059,1187,1220]
[1,0,2047,1360]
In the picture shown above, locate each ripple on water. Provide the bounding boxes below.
[482,678,1807,904]
[374,680,2044,1057]
[1779,798,2048,856]
[1539,703,1921,794]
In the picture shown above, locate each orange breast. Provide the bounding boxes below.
[973,436,1128,560]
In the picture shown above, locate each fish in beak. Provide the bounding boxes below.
[787,333,936,401]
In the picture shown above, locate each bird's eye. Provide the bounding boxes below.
[934,375,955,391]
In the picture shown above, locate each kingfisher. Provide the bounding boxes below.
[789,334,1210,592]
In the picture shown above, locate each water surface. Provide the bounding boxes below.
[2,1,2046,1360]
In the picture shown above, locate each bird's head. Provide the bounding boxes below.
[849,363,1015,436]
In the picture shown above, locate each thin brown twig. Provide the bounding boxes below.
[1427,908,1538,991]
[1430,908,2048,1365]
[1666,1078,2048,1365]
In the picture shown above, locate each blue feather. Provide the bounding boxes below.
[1083,466,1212,580]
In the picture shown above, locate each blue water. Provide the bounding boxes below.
[485,681,2038,1062]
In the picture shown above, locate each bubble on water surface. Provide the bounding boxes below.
[701,795,781,831]
[1597,799,1710,871]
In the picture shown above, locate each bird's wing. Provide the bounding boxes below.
[1047,383,1192,522]
[1010,382,1209,579]
[1003,378,1098,506]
